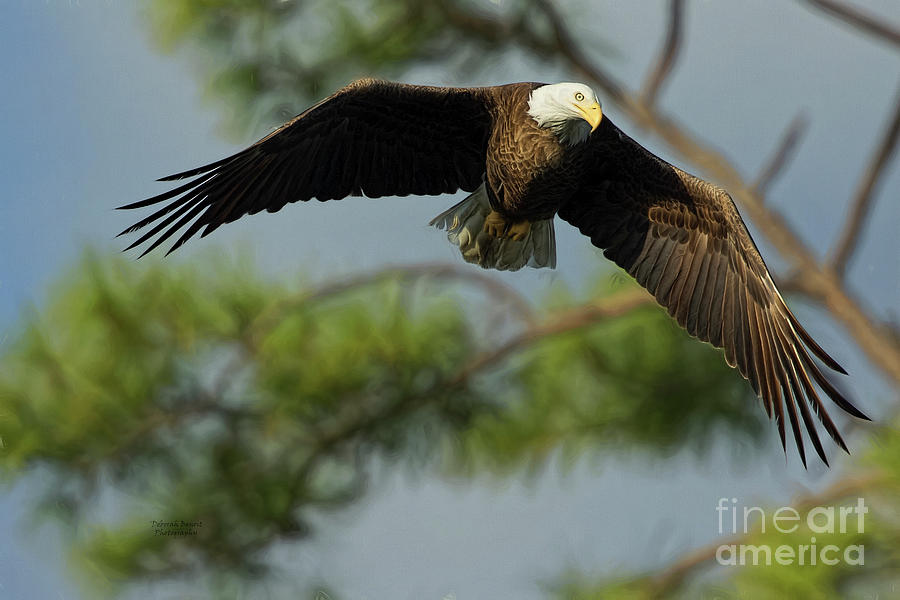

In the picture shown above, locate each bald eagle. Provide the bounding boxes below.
[119,78,868,465]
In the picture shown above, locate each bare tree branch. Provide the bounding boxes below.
[800,0,900,51]
[641,0,686,107]
[752,113,809,197]
[829,85,900,278]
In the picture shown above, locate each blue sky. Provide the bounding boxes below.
[1,1,898,598]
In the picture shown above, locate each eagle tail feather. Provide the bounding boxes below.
[430,184,556,271]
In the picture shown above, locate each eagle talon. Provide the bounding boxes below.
[483,210,509,238]
[483,211,531,240]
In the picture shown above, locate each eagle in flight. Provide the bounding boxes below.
[119,78,869,466]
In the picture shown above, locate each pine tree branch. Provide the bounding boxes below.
[449,287,654,385]
[298,287,655,453]
[284,286,655,505]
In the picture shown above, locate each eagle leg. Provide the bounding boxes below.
[483,210,531,240]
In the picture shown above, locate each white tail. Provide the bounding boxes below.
[429,183,557,271]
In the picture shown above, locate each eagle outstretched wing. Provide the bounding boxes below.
[559,117,869,466]
[118,79,494,256]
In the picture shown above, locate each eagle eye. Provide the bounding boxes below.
[574,92,585,101]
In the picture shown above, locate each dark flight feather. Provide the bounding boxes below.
[118,79,495,253]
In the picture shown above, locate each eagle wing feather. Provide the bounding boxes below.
[118,79,495,255]
[559,117,869,466]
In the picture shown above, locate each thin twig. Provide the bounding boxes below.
[752,113,809,197]
[800,0,900,51]
[641,0,686,107]
[829,85,900,278]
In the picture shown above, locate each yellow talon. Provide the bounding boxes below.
[483,211,531,240]
[483,210,508,238]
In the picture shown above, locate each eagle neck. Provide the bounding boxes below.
[545,119,591,147]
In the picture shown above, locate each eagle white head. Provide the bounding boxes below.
[527,82,603,146]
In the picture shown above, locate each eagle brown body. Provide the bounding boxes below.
[119,78,869,466]
[484,82,587,221]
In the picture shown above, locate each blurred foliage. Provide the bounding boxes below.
[0,251,762,595]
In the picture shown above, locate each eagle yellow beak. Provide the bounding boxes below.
[575,102,603,132]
